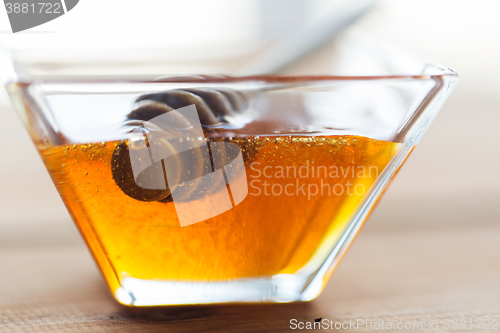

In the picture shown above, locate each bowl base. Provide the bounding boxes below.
[115,274,321,306]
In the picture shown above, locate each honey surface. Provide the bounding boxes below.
[41,135,400,291]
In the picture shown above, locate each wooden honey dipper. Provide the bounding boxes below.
[111,87,248,203]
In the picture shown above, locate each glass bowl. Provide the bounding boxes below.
[0,47,458,306]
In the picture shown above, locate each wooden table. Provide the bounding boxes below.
[1,204,500,332]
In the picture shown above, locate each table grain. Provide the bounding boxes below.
[1,221,500,332]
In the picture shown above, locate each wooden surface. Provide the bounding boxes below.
[1,223,500,332]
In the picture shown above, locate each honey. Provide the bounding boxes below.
[40,135,400,293]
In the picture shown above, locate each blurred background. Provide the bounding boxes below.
[1,0,499,246]
[0,0,499,325]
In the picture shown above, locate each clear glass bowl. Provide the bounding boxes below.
[0,46,458,306]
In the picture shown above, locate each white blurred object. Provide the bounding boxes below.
[1,0,376,76]
[238,0,376,74]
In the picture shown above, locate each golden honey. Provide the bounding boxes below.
[40,135,400,293]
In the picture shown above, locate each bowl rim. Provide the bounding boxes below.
[7,69,459,89]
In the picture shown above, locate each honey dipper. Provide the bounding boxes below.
[111,87,248,202]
